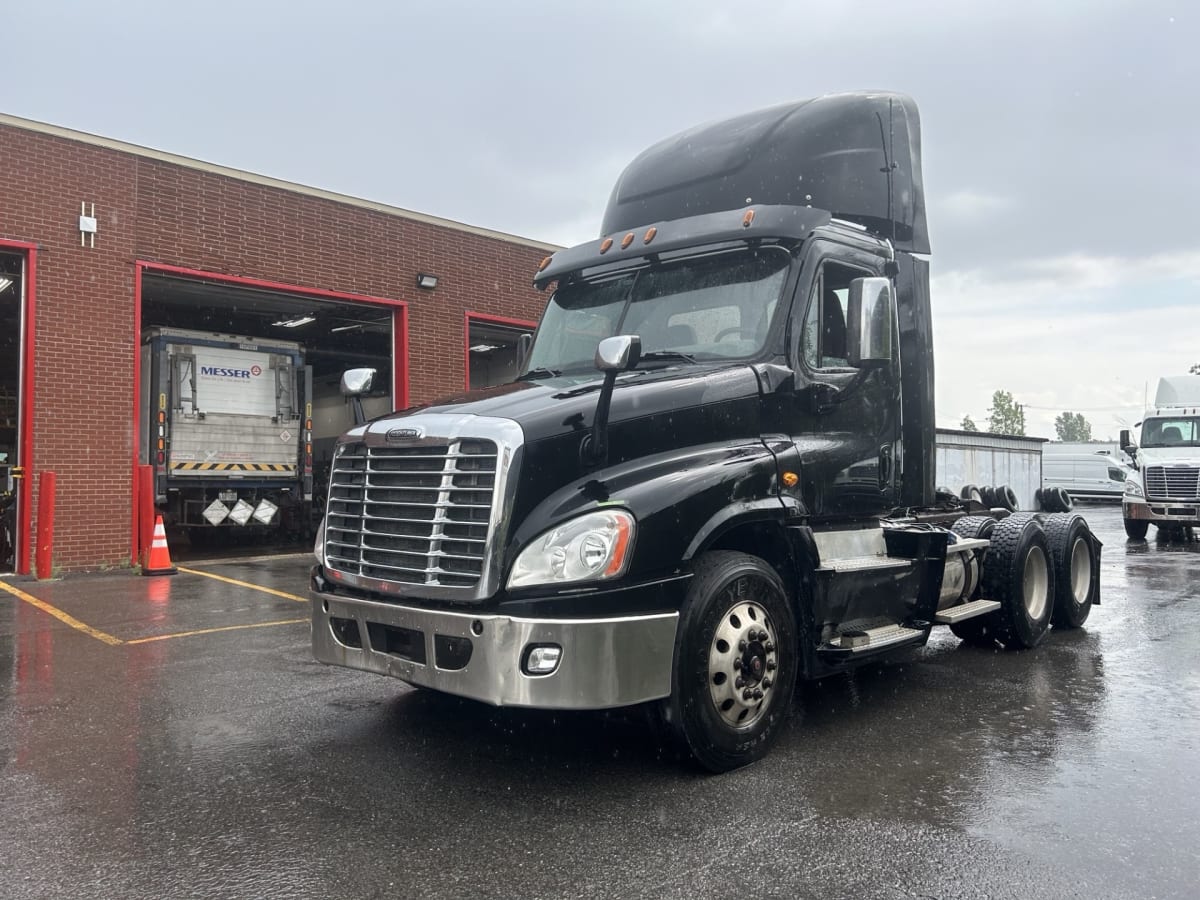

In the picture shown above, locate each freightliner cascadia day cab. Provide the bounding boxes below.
[310,93,1103,771]
[1120,376,1200,539]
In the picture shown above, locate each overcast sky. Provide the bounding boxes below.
[4,0,1197,438]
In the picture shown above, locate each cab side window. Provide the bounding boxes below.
[801,261,870,370]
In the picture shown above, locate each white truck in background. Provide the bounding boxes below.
[1120,376,1200,539]
[140,327,314,542]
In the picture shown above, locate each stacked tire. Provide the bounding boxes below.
[1037,486,1073,513]
[960,484,1019,512]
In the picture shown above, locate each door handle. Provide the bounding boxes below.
[878,445,892,488]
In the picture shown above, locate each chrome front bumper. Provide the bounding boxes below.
[311,588,678,710]
[1124,499,1200,525]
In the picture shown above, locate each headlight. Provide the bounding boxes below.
[313,515,327,564]
[1124,480,1144,498]
[508,509,635,589]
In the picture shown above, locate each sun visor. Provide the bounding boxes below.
[602,92,929,255]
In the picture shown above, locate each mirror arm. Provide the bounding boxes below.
[582,370,620,467]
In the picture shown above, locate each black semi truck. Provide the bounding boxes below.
[309,93,1102,771]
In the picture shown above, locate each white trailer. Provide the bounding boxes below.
[140,328,313,538]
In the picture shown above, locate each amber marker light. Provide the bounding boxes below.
[742,209,756,228]
[538,255,552,271]
[643,227,657,244]
[621,232,635,249]
[782,471,799,488]
[604,514,634,577]
[600,237,614,254]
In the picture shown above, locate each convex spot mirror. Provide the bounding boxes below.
[595,335,642,372]
[340,367,376,397]
[846,277,895,367]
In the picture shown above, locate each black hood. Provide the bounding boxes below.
[381,363,764,445]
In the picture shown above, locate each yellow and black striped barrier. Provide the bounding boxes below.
[169,462,297,472]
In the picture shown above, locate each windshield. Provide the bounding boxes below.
[1141,416,1200,449]
[524,246,790,375]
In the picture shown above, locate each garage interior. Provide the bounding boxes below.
[139,271,398,557]
[0,252,22,573]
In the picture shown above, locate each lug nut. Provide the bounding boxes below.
[762,678,772,689]
[764,642,775,653]
[738,640,748,652]
[735,677,745,689]
[767,660,777,671]
[742,689,753,701]
[753,689,764,701]
[733,659,743,671]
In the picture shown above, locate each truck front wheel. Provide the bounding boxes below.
[1123,518,1149,540]
[661,551,797,773]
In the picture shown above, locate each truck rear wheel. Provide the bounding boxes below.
[980,515,1054,649]
[1043,513,1099,628]
[1124,518,1149,540]
[661,551,797,773]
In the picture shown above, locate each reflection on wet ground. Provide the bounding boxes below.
[0,505,1197,898]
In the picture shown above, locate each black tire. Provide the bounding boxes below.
[980,515,1054,649]
[950,515,996,540]
[1124,518,1149,540]
[997,485,1019,512]
[950,616,1001,646]
[1034,487,1044,509]
[980,485,997,507]
[1042,513,1100,628]
[659,551,797,773]
[1055,487,1073,512]
[960,484,983,504]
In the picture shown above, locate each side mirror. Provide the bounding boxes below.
[846,277,895,367]
[584,335,642,469]
[1119,429,1132,451]
[340,368,376,397]
[517,333,533,369]
[595,335,642,372]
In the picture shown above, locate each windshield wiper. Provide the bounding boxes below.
[639,350,697,365]
[518,367,562,380]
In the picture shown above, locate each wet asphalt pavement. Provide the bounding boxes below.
[1,505,1197,899]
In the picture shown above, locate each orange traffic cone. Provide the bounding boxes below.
[142,515,178,576]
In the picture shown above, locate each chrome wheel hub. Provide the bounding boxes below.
[1023,545,1049,621]
[708,597,778,728]
[1070,536,1092,605]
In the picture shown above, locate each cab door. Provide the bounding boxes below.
[787,240,901,520]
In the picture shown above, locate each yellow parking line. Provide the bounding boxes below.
[177,566,308,604]
[0,579,124,646]
[125,617,307,645]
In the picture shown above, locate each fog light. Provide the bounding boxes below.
[524,644,562,676]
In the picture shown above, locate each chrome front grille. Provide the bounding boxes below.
[324,439,498,589]
[1144,465,1200,501]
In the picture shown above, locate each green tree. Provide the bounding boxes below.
[1055,411,1093,442]
[987,390,1026,436]
[960,415,978,432]
[1190,363,1200,375]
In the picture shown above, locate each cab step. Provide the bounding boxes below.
[817,555,913,574]
[933,599,1000,624]
[820,623,927,656]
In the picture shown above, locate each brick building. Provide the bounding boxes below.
[0,113,557,575]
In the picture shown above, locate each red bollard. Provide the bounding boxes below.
[36,471,56,579]
[138,465,155,565]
